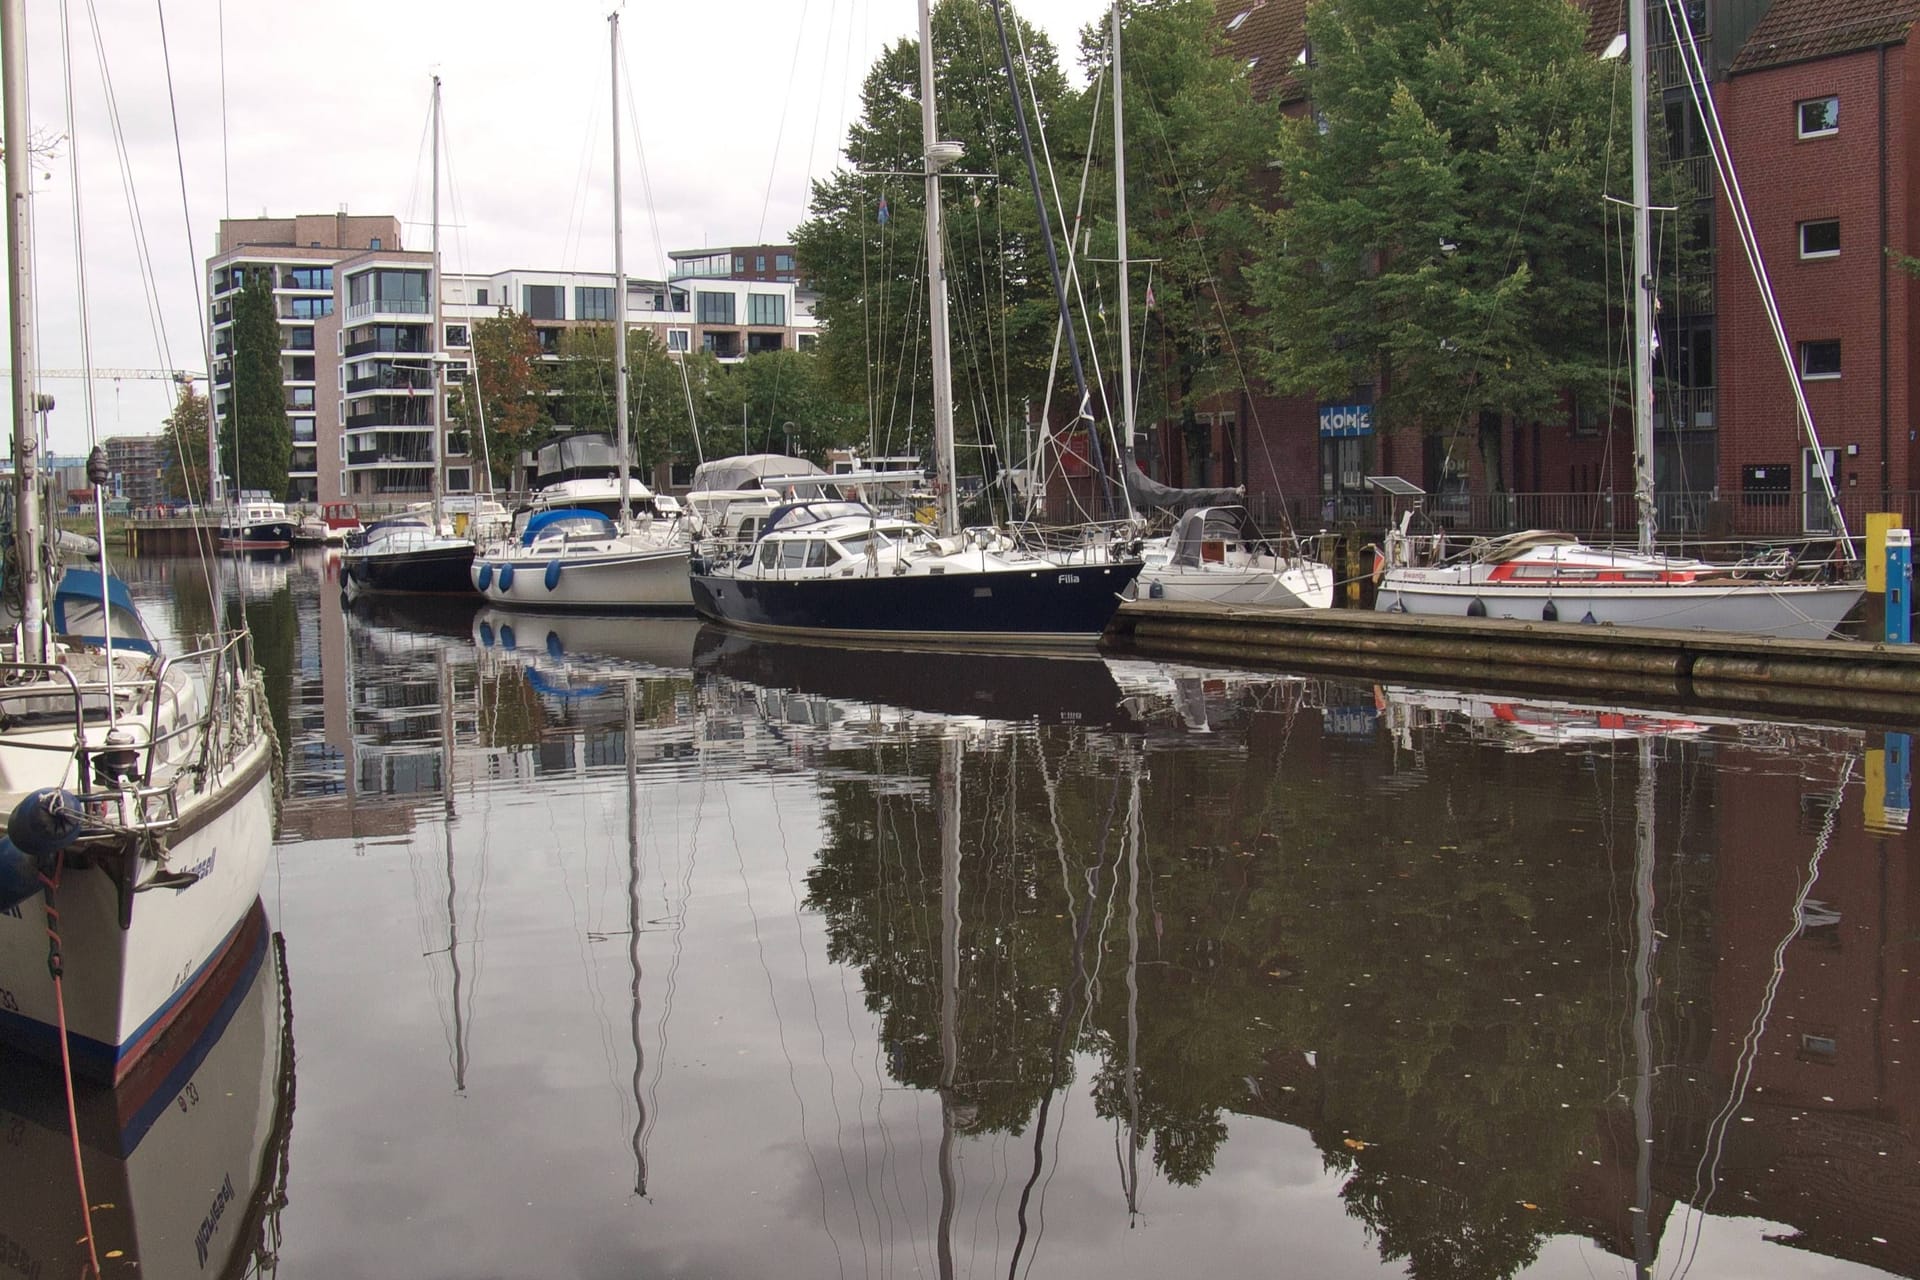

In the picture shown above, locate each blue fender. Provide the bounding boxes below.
[0,839,43,912]
[475,562,494,591]
[478,621,495,648]
[500,623,517,651]
[498,562,515,592]
[545,560,563,591]
[9,788,82,859]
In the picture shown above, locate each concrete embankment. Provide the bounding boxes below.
[1106,600,1920,726]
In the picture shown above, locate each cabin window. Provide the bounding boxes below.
[1797,96,1838,138]
[780,540,808,569]
[806,541,841,569]
[758,541,779,569]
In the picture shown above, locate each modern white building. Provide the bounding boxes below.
[212,215,817,505]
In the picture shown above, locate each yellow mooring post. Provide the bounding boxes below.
[1866,512,1904,593]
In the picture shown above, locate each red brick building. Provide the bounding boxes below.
[1182,0,1920,538]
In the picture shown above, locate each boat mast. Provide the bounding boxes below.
[1111,0,1135,474]
[3,0,45,661]
[917,0,961,537]
[430,76,447,535]
[611,11,632,533]
[1629,0,1657,556]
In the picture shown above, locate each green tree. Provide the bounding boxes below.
[698,349,867,461]
[793,0,1075,483]
[160,382,212,503]
[455,309,551,486]
[1252,0,1633,489]
[1070,0,1281,452]
[228,270,291,499]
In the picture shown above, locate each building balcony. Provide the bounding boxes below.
[344,337,430,359]
[345,409,434,430]
[211,304,232,326]
[1673,153,1714,200]
[1655,385,1716,432]
[346,448,433,469]
[346,371,433,395]
[346,297,431,322]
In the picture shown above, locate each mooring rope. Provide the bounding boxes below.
[41,849,103,1278]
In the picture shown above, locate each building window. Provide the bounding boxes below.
[775,253,794,271]
[369,238,382,250]
[447,467,472,493]
[287,326,315,350]
[523,284,565,320]
[290,266,332,290]
[797,332,818,351]
[747,293,785,326]
[755,254,767,272]
[1798,97,1839,138]
[445,324,470,347]
[289,387,315,410]
[1799,340,1841,379]
[1799,219,1840,259]
[733,255,745,273]
[666,328,691,352]
[289,297,333,319]
[475,287,489,307]
[576,286,613,321]
[697,291,735,325]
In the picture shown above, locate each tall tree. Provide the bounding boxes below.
[1251,0,1633,488]
[160,381,211,502]
[228,270,291,499]
[794,0,1075,481]
[454,309,550,487]
[1070,0,1280,452]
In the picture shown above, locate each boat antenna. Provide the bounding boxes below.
[4,0,46,662]
[987,0,1116,521]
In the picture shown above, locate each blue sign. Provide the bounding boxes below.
[1319,404,1374,438]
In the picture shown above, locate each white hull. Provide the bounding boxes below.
[1131,560,1335,610]
[1376,570,1863,640]
[0,736,275,1081]
[474,544,693,610]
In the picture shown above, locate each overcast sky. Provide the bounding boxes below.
[6,0,1110,453]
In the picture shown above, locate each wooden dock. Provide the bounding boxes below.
[125,518,220,555]
[1107,600,1920,726]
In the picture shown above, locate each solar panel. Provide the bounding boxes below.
[1364,475,1426,497]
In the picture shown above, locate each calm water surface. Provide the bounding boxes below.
[20,550,1918,1279]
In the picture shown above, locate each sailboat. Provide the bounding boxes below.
[688,0,1143,644]
[1373,0,1863,639]
[473,17,692,612]
[0,0,276,1084]
[341,76,478,598]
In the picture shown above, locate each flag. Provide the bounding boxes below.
[877,196,890,225]
[1144,283,1156,310]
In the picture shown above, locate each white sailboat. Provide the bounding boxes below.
[473,15,690,612]
[1374,0,1863,639]
[0,0,275,1084]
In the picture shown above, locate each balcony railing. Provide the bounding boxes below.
[346,297,431,321]
[1655,386,1716,432]
[346,448,433,468]
[345,410,433,430]
[346,372,432,395]
[1674,154,1714,200]
[344,338,429,358]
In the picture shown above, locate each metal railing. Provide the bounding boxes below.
[346,297,430,321]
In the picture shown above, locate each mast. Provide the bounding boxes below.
[429,76,447,534]
[1111,0,1135,472]
[611,11,633,532]
[1629,0,1657,555]
[936,734,961,1280]
[917,0,961,536]
[1630,738,1656,1280]
[4,0,45,660]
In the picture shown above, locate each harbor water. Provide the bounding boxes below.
[8,549,1915,1279]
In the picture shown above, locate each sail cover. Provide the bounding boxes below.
[1121,462,1244,514]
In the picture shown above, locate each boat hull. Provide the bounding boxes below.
[1130,561,1335,610]
[690,559,1142,646]
[1376,572,1864,640]
[474,545,693,610]
[0,736,275,1083]
[218,520,295,552]
[342,543,477,595]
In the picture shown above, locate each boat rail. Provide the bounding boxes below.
[1002,519,1145,564]
[0,628,268,840]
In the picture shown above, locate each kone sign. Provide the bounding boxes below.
[1318,404,1373,438]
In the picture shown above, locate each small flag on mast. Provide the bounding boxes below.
[877,196,890,225]
[1144,283,1156,310]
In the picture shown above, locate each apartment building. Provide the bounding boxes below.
[668,243,803,285]
[101,434,172,505]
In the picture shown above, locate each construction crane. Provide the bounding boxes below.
[5,368,204,384]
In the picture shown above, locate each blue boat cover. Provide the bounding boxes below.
[52,569,157,654]
[520,508,615,547]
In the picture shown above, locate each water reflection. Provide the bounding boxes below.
[0,903,295,1277]
[110,555,1920,1277]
